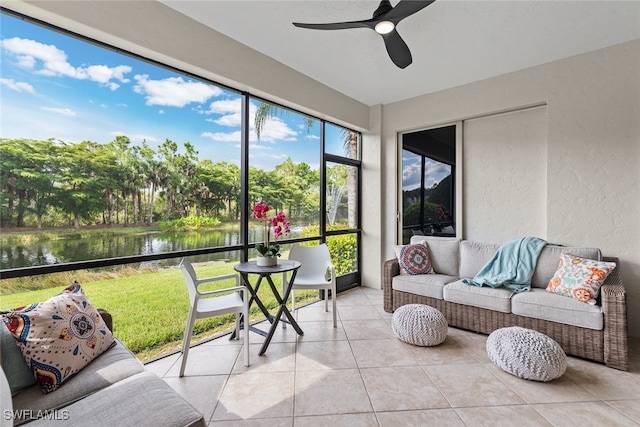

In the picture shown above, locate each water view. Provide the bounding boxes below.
[1,225,305,270]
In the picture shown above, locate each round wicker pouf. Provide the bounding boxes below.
[486,327,567,382]
[392,304,447,346]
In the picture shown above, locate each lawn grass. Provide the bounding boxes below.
[0,261,318,361]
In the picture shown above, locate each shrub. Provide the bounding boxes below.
[159,215,220,231]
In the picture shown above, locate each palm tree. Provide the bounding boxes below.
[254,102,358,227]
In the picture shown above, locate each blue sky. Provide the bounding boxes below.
[0,13,349,171]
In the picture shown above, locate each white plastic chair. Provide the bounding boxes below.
[285,244,337,327]
[179,258,249,377]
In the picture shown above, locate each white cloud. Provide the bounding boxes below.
[306,134,320,140]
[1,37,132,89]
[0,78,35,93]
[201,131,240,142]
[41,106,76,117]
[159,110,165,115]
[202,100,298,142]
[133,74,222,107]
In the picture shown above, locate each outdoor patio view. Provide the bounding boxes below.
[0,12,360,360]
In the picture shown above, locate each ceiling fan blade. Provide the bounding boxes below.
[384,0,436,22]
[293,18,375,31]
[382,29,412,69]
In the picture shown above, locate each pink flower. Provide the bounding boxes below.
[253,201,291,258]
[253,200,270,220]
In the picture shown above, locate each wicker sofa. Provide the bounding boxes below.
[384,236,628,370]
[4,310,205,426]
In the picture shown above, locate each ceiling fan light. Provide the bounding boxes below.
[374,20,395,34]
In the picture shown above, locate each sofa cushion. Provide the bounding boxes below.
[2,283,114,394]
[531,245,601,289]
[511,288,603,330]
[546,253,616,305]
[398,243,432,275]
[26,372,205,427]
[0,322,36,395]
[393,274,458,300]
[11,339,145,426]
[443,280,513,313]
[459,240,499,279]
[410,236,460,276]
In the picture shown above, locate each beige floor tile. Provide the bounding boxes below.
[424,363,526,407]
[295,304,339,322]
[252,320,300,344]
[211,372,295,421]
[295,320,347,342]
[337,304,383,321]
[376,409,465,427]
[360,366,449,411]
[163,375,226,422]
[455,405,552,426]
[295,340,357,371]
[294,369,372,416]
[333,289,372,306]
[166,344,242,377]
[484,362,597,404]
[144,353,179,377]
[232,342,296,374]
[350,338,417,368]
[407,337,474,365]
[342,319,395,340]
[563,357,640,400]
[209,417,293,426]
[293,413,378,427]
[373,304,394,321]
[448,333,492,363]
[606,400,640,423]
[533,401,638,426]
[142,289,640,426]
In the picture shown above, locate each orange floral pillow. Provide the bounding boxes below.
[546,253,616,305]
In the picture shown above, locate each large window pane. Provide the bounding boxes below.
[326,162,358,230]
[0,14,242,269]
[325,123,359,159]
[248,99,320,246]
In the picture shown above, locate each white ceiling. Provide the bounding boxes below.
[161,1,640,106]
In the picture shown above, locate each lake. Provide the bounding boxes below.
[1,225,305,270]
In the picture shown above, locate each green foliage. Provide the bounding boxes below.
[0,262,320,361]
[300,225,357,276]
[403,201,439,226]
[158,215,220,231]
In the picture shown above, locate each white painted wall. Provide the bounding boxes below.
[381,40,640,337]
[462,106,547,244]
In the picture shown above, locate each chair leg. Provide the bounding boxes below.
[324,289,328,312]
[179,309,197,377]
[332,285,337,328]
[242,304,249,367]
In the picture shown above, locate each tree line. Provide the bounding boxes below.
[0,137,343,229]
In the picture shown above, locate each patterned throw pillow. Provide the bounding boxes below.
[1,283,114,394]
[546,253,616,305]
[398,243,432,275]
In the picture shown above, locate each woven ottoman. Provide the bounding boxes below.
[392,304,447,346]
[486,326,567,382]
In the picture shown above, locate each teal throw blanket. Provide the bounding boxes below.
[462,237,547,293]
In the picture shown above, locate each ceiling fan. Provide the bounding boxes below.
[293,0,435,69]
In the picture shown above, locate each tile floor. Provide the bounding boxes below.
[145,287,640,426]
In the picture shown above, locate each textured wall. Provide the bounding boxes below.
[382,40,640,337]
[463,106,547,243]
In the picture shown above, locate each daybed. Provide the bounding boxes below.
[383,236,628,370]
[3,310,205,426]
